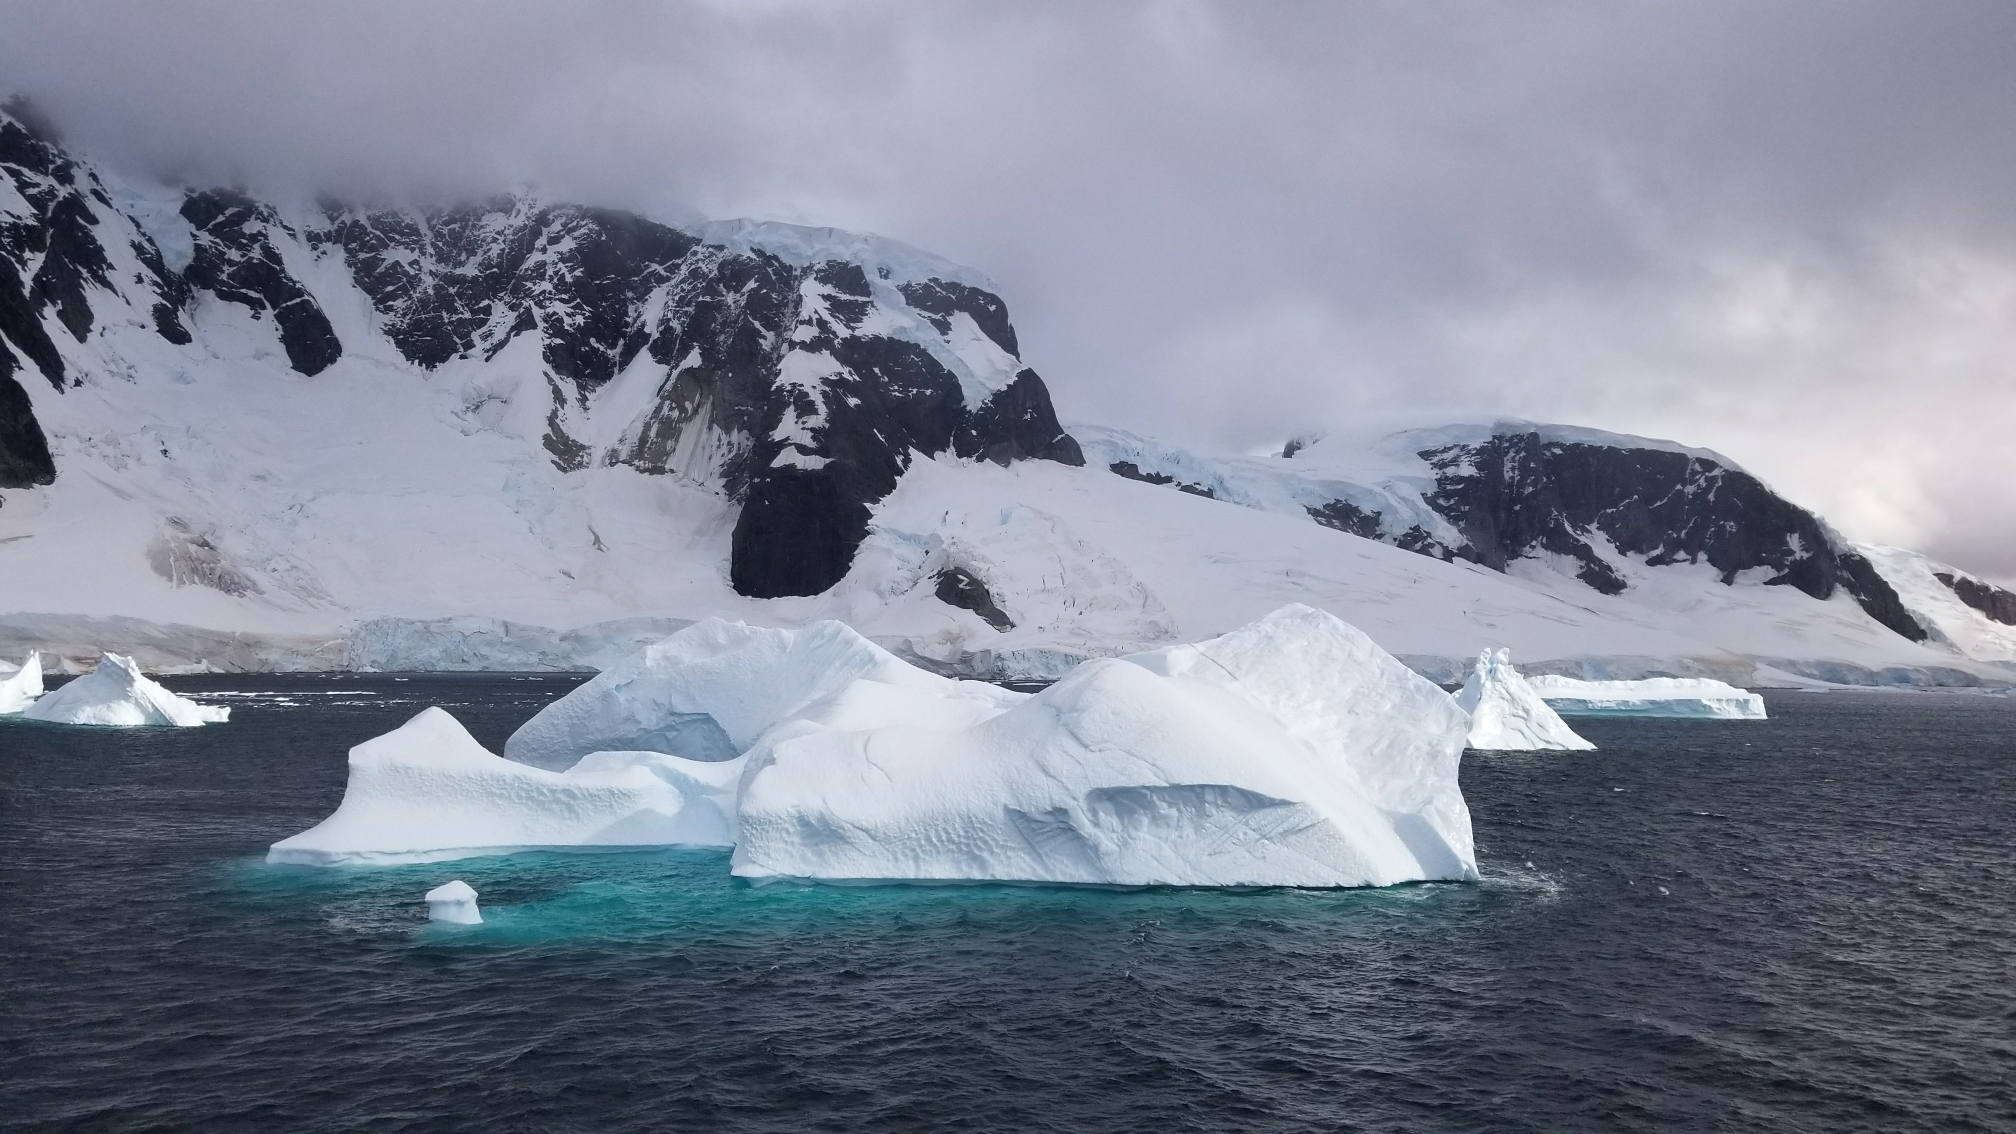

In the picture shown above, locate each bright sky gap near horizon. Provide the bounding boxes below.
[3,0,2010,583]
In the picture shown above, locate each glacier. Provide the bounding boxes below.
[272,606,1477,888]
[1525,675,1767,719]
[0,652,43,714]
[1454,649,1595,751]
[21,653,228,727]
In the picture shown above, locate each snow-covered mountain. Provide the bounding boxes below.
[1,102,2010,686]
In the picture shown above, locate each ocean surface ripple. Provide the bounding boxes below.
[2,676,2012,1132]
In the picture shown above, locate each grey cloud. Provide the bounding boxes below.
[2,0,2013,581]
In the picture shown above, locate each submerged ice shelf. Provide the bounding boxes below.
[271,607,1478,889]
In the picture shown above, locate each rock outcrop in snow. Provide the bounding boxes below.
[0,651,42,713]
[1454,649,1594,751]
[21,652,227,726]
[1525,675,1766,719]
[276,606,1478,889]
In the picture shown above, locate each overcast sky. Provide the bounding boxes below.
[4,0,2013,581]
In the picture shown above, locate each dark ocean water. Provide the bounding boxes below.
[1,676,2013,1133]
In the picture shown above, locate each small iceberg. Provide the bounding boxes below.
[424,880,483,924]
[1525,675,1767,719]
[22,653,229,727]
[0,652,43,714]
[1455,649,1595,751]
[274,606,1478,889]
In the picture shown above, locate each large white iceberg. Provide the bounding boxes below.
[731,604,1476,887]
[1525,675,1767,719]
[268,707,742,865]
[1454,649,1594,751]
[0,652,43,714]
[21,653,228,727]
[276,606,1478,888]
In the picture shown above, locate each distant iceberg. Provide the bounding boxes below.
[1526,675,1766,719]
[0,652,43,714]
[1455,649,1595,751]
[22,653,228,727]
[275,606,1478,889]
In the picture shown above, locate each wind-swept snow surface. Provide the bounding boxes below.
[1454,649,1595,751]
[1526,675,1766,719]
[267,707,742,865]
[21,653,227,726]
[277,607,1476,888]
[0,652,43,713]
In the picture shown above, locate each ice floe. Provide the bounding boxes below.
[1525,675,1767,719]
[21,653,228,726]
[424,880,482,924]
[1454,649,1595,751]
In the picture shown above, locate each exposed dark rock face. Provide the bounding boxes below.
[0,347,56,489]
[182,191,343,375]
[935,566,1014,631]
[1306,499,1381,539]
[1110,460,1209,496]
[1415,431,1926,639]
[899,278,1019,355]
[959,370,1084,467]
[1936,571,2016,626]
[0,103,1086,596]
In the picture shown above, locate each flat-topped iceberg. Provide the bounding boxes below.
[22,653,228,727]
[0,652,43,714]
[274,606,1477,888]
[1455,649,1594,751]
[268,707,742,865]
[1526,675,1767,719]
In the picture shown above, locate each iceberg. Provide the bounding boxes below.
[424,880,482,924]
[502,617,1021,771]
[277,606,1478,889]
[267,707,743,865]
[731,605,1476,888]
[1454,649,1595,751]
[1525,675,1767,719]
[21,653,228,727]
[0,652,43,714]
